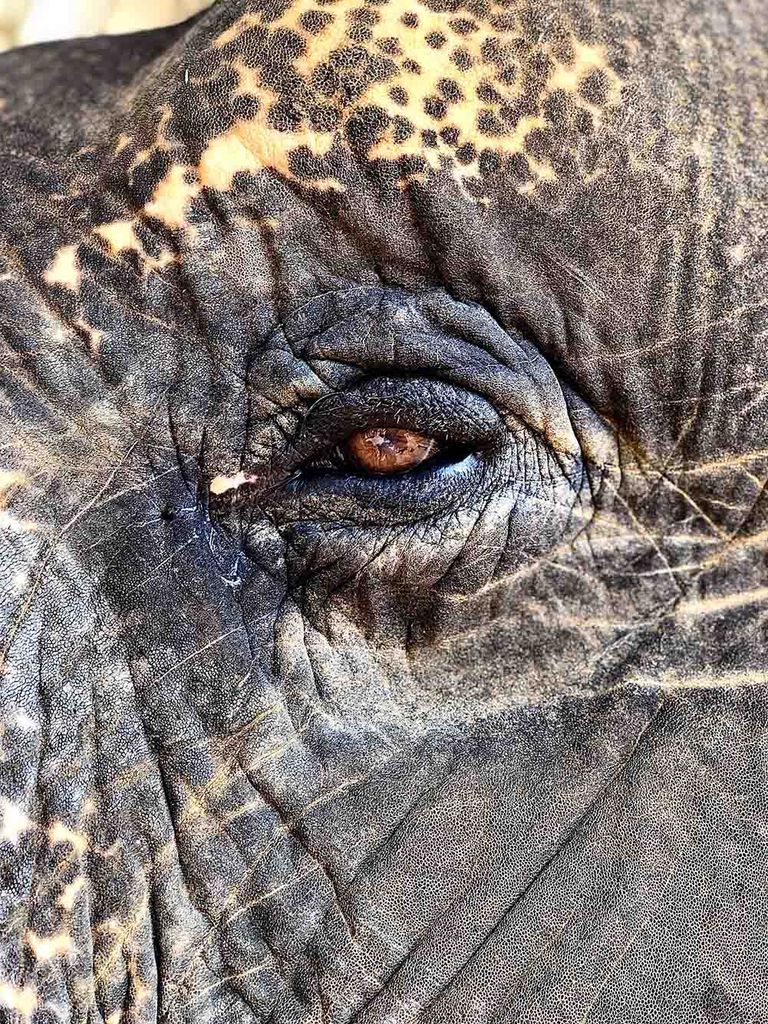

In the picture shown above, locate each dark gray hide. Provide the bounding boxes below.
[0,1,767,1022]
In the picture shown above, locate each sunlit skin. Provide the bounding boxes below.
[344,427,439,475]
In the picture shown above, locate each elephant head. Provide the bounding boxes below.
[1,1,766,1021]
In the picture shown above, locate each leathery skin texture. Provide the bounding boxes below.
[0,1,767,1021]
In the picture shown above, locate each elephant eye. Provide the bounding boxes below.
[341,427,440,475]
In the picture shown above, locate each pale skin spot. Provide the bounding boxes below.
[197,132,255,191]
[10,569,28,592]
[94,219,176,274]
[0,510,38,533]
[94,218,143,253]
[0,799,33,844]
[74,317,104,356]
[0,470,24,508]
[114,132,132,154]
[44,243,81,290]
[0,985,36,1018]
[3,709,37,732]
[58,876,86,911]
[120,149,276,235]
[198,121,341,193]
[129,146,154,172]
[0,983,38,1018]
[728,242,748,266]
[214,12,260,47]
[543,40,623,144]
[48,820,89,854]
[548,40,616,94]
[144,162,201,229]
[26,931,74,960]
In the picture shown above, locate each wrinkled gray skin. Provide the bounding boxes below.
[1,1,767,1021]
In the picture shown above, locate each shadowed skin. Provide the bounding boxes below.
[0,0,767,1021]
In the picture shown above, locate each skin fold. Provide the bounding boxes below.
[0,1,766,1021]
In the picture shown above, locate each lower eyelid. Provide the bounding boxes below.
[289,447,484,493]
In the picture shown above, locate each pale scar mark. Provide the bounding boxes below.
[209,470,262,496]
[43,243,81,291]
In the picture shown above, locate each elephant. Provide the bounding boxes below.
[0,0,766,1020]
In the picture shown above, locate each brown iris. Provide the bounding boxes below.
[344,427,439,475]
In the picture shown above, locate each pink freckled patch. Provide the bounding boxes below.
[209,471,261,496]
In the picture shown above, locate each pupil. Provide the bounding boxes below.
[346,427,439,474]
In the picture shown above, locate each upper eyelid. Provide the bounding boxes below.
[293,377,503,454]
[266,293,581,459]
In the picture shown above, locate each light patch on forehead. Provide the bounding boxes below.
[43,243,81,291]
[206,0,623,193]
[114,0,625,234]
